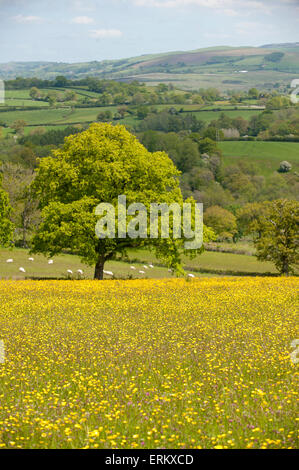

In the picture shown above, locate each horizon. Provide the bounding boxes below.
[1,42,299,65]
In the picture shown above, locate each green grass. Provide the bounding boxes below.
[0,246,279,280]
[2,99,50,107]
[219,141,299,176]
[0,108,74,126]
[0,248,197,280]
[193,109,262,123]
[0,106,119,127]
[0,86,265,134]
[129,248,278,275]
[4,90,32,99]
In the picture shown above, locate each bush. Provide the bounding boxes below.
[278,161,292,173]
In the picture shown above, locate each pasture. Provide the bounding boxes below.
[0,247,279,280]
[192,109,262,123]
[219,141,299,177]
[0,85,263,134]
[0,278,297,448]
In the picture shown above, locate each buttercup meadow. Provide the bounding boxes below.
[0,277,297,449]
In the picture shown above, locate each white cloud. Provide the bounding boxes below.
[12,14,43,24]
[89,29,123,39]
[71,16,94,24]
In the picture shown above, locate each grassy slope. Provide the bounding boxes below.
[0,104,262,130]
[193,109,262,122]
[219,141,299,176]
[0,247,278,280]
[1,45,299,91]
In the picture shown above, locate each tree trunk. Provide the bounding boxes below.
[94,257,105,280]
[281,257,289,276]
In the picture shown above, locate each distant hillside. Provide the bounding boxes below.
[1,43,298,90]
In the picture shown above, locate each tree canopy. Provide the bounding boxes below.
[0,174,14,246]
[31,123,214,279]
[250,199,299,275]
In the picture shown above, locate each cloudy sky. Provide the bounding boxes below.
[0,0,298,63]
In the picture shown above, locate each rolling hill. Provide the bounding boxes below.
[1,43,298,90]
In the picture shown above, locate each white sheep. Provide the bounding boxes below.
[103,270,113,276]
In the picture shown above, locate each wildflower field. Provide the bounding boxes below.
[0,278,298,449]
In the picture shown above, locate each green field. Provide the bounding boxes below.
[0,104,262,132]
[0,246,279,281]
[219,141,299,176]
[0,107,111,127]
[2,99,50,107]
[192,109,262,123]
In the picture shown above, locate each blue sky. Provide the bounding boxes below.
[0,0,298,63]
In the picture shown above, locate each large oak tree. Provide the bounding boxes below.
[31,123,214,279]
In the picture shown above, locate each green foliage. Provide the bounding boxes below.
[19,126,84,148]
[204,205,237,241]
[264,52,284,63]
[140,131,201,173]
[266,96,290,111]
[0,174,14,246]
[248,88,260,99]
[31,123,213,279]
[139,109,205,133]
[97,110,113,122]
[1,163,39,247]
[11,120,27,135]
[250,199,299,275]
[29,87,40,100]
[236,202,267,238]
[278,161,292,173]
